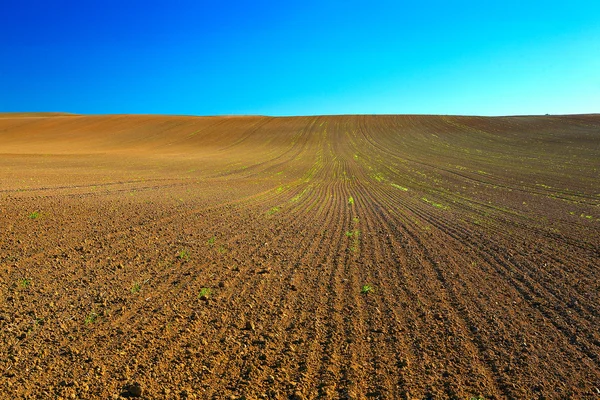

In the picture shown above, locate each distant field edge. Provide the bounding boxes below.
[1,111,598,119]
[0,112,80,118]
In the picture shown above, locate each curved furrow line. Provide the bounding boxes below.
[42,173,331,397]
[344,125,468,396]
[199,181,347,396]
[399,198,600,344]
[342,132,526,396]
[357,116,600,205]
[4,142,332,396]
[0,177,189,195]
[212,118,318,180]
[281,183,355,397]
[360,200,529,396]
[345,185,424,398]
[348,173,509,398]
[362,180,600,392]
[133,129,336,396]
[376,184,600,323]
[220,139,370,396]
[377,184,600,368]
[217,117,276,151]
[329,124,423,397]
[345,133,600,320]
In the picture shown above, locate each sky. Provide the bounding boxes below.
[1,0,599,116]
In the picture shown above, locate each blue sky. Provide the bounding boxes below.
[1,0,599,116]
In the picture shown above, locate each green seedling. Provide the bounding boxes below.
[177,249,190,260]
[198,287,211,299]
[131,282,141,294]
[267,206,280,215]
[290,188,308,202]
[361,284,374,294]
[346,229,361,252]
[372,172,385,182]
[85,311,98,325]
[348,196,354,205]
[19,278,31,288]
[207,236,216,246]
[421,197,448,210]
[28,211,40,219]
[391,183,408,191]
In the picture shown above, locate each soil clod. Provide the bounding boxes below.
[127,382,142,398]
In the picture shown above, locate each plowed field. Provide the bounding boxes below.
[1,114,599,399]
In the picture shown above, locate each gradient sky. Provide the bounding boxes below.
[1,0,599,116]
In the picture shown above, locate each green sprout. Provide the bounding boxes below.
[19,278,31,288]
[131,282,141,294]
[177,249,190,260]
[199,287,211,300]
[85,311,98,325]
[267,207,280,215]
[361,284,374,294]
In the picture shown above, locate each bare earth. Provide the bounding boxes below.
[0,114,599,399]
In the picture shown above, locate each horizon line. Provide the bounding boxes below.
[1,111,599,119]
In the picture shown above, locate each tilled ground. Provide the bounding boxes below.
[0,114,599,399]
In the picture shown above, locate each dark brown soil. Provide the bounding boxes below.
[1,114,599,399]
